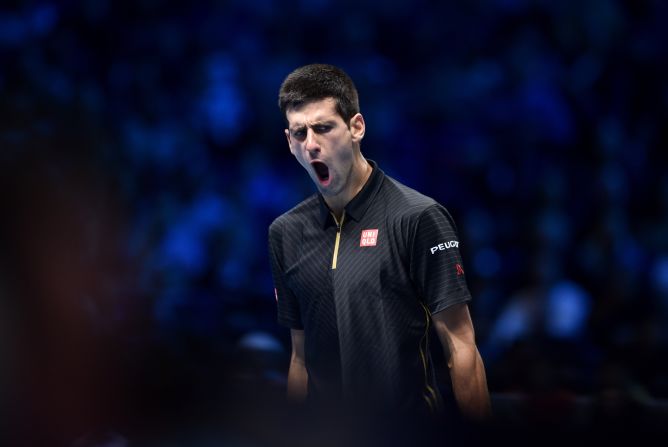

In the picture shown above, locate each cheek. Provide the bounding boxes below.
[289,143,302,159]
[334,142,354,164]
[288,139,299,154]
[293,148,311,169]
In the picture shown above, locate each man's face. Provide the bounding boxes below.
[285,98,364,197]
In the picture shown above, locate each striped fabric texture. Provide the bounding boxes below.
[268,160,472,413]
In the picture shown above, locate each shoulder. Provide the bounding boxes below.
[269,193,319,237]
[380,175,442,222]
[379,176,462,249]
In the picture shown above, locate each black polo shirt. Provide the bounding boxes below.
[268,160,472,414]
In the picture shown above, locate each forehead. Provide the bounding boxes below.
[285,97,342,127]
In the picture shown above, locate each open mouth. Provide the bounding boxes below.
[311,161,330,184]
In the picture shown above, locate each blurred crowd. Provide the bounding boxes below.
[1,0,667,445]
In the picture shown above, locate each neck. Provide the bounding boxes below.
[325,156,372,220]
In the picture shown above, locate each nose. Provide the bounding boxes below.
[304,128,319,156]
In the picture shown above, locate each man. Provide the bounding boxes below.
[268,64,491,428]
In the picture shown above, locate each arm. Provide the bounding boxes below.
[432,303,491,421]
[287,328,308,402]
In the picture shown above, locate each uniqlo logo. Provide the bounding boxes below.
[360,229,378,247]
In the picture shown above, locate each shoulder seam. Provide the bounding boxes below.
[409,204,442,251]
[408,204,442,288]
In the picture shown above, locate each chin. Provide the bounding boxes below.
[318,183,341,197]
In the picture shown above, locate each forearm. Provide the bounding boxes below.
[449,345,491,420]
[287,355,308,402]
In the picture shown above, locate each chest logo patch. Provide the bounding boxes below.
[360,229,379,247]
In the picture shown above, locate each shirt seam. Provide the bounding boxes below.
[408,203,442,297]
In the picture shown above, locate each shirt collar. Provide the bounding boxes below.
[318,159,385,229]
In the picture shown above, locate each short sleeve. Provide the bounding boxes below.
[409,204,472,315]
[268,221,303,329]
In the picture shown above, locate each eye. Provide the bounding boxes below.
[292,129,306,140]
[313,125,332,134]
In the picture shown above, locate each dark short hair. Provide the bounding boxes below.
[278,64,360,124]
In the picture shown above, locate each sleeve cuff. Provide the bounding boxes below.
[277,316,304,330]
[427,289,472,315]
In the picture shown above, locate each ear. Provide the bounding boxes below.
[285,129,296,155]
[349,113,365,143]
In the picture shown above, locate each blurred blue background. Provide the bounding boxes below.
[1,0,667,445]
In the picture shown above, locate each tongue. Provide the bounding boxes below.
[313,162,329,181]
